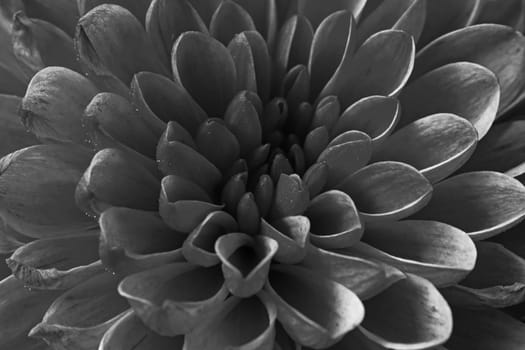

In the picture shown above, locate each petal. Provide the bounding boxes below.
[0,144,95,238]
[78,0,152,24]
[373,113,478,183]
[332,95,400,147]
[131,71,206,135]
[266,264,364,348]
[172,31,236,117]
[30,272,129,350]
[337,161,432,222]
[308,10,353,98]
[270,174,309,219]
[118,263,228,336]
[0,218,27,254]
[460,120,525,175]
[216,233,278,297]
[187,0,222,24]
[356,0,426,46]
[321,29,415,109]
[145,0,207,67]
[0,62,28,96]
[300,245,404,300]
[414,24,525,113]
[159,175,223,233]
[228,32,258,94]
[76,148,161,217]
[224,91,263,156]
[399,62,500,138]
[444,242,525,308]
[100,309,184,350]
[317,130,372,188]
[413,171,525,240]
[476,0,523,28]
[360,220,477,286]
[82,92,161,158]
[0,276,60,349]
[195,118,241,172]
[156,139,222,194]
[20,0,79,36]
[6,233,103,290]
[0,94,39,157]
[418,0,480,48]
[305,190,363,249]
[20,66,98,145]
[11,12,79,75]
[447,307,525,350]
[260,216,309,264]
[297,0,367,27]
[76,4,168,86]
[359,274,452,349]
[184,294,277,350]
[210,0,256,45]
[182,210,238,267]
[99,207,186,272]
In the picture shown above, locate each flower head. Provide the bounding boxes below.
[1,0,525,349]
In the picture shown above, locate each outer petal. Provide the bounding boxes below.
[337,161,432,222]
[118,263,229,336]
[6,232,103,290]
[413,171,525,240]
[19,0,79,36]
[414,24,525,113]
[99,309,184,350]
[373,113,478,183]
[0,276,60,349]
[321,29,414,109]
[20,66,98,145]
[360,220,477,286]
[29,272,129,350]
[444,242,525,308]
[359,274,452,350]
[297,0,366,27]
[399,62,499,138]
[184,294,277,350]
[0,144,95,238]
[266,264,364,349]
[0,94,39,157]
[210,0,256,45]
[78,0,152,25]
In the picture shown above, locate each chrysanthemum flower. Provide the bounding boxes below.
[1,0,525,349]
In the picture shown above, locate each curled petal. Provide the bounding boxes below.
[159,175,223,233]
[413,171,525,240]
[172,31,236,117]
[321,29,414,109]
[266,264,364,348]
[216,233,278,297]
[76,4,168,86]
[7,233,103,290]
[118,263,229,336]
[399,62,500,138]
[337,161,432,222]
[30,272,129,350]
[76,148,160,217]
[0,94,38,157]
[0,276,60,349]
[184,294,277,350]
[359,274,452,350]
[20,66,98,145]
[0,145,95,238]
[260,216,309,264]
[300,245,405,300]
[305,190,363,249]
[183,211,238,267]
[100,309,184,350]
[374,113,478,183]
[99,207,186,272]
[332,95,400,147]
[414,24,525,113]
[361,220,477,286]
[444,242,525,308]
